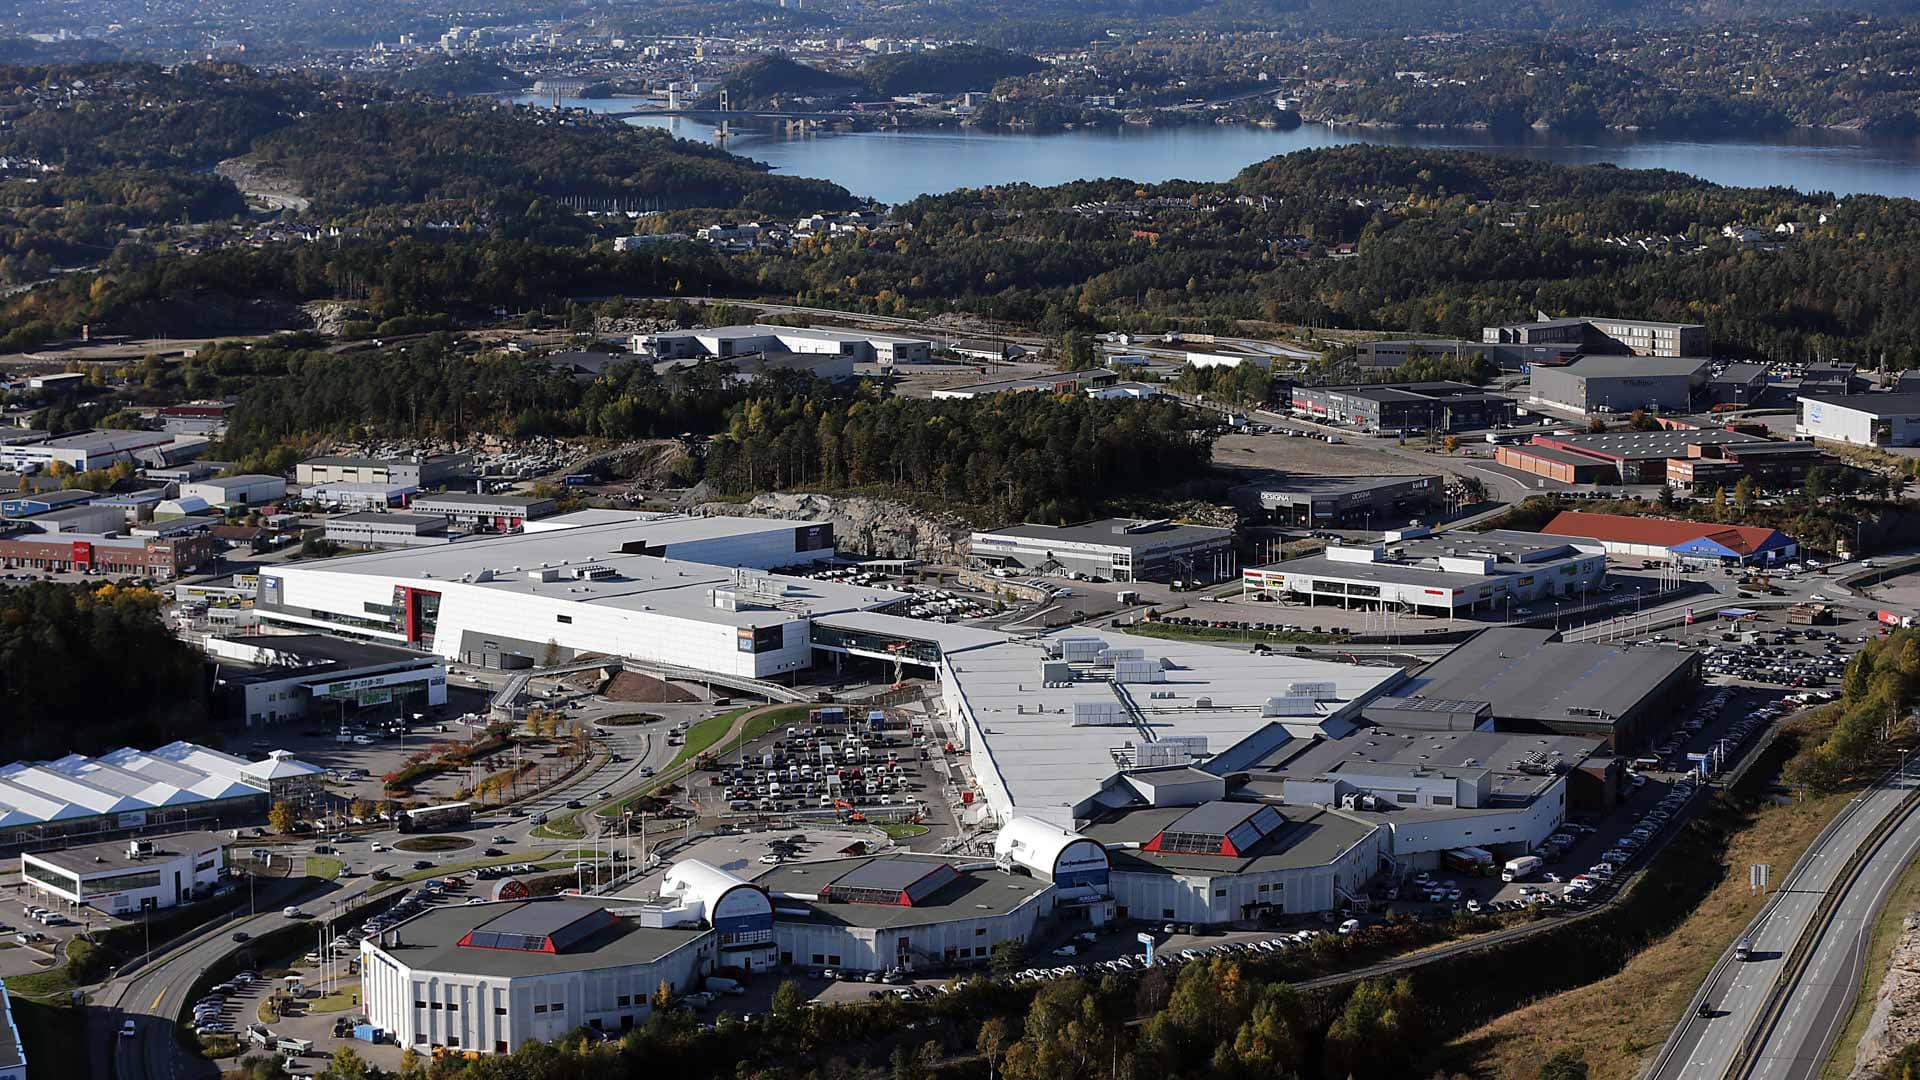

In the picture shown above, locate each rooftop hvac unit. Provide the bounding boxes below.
[1263,695,1319,717]
[1097,647,1146,664]
[1041,661,1074,685]
[1113,660,1166,684]
[1071,700,1130,726]
[1288,681,1339,701]
[1059,637,1109,664]
[526,567,562,582]
[1194,696,1213,708]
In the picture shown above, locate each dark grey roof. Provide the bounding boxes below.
[1546,429,1763,460]
[1380,628,1693,726]
[1163,800,1263,838]
[331,512,448,527]
[754,855,1052,929]
[375,899,706,977]
[1713,363,1769,384]
[213,633,429,672]
[1254,724,1602,801]
[978,517,1230,550]
[831,857,948,894]
[1554,356,1706,378]
[26,831,226,876]
[1802,393,1920,415]
[1080,804,1378,877]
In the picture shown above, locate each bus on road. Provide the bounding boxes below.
[398,802,473,833]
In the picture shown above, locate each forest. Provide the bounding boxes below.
[0,582,210,758]
[720,46,1045,107]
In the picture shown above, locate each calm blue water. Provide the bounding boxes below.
[509,93,1920,204]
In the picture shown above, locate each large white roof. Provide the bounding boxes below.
[0,742,319,827]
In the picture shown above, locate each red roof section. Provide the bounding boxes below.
[1540,511,1781,555]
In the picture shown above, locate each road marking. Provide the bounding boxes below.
[151,989,165,1010]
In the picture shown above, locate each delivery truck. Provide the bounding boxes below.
[1502,855,1544,882]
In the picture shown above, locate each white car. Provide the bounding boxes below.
[283,906,306,918]
[120,1020,137,1038]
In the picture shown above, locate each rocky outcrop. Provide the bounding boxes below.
[1852,912,1920,1078]
[695,492,970,562]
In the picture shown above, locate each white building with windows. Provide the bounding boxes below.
[20,832,225,914]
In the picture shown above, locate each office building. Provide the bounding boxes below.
[1527,356,1708,415]
[1483,314,1708,358]
[1709,363,1770,407]
[1798,363,1863,398]
[1798,393,1920,448]
[409,494,558,532]
[1541,511,1799,567]
[967,518,1235,584]
[1241,529,1606,617]
[296,455,466,489]
[1245,475,1443,526]
[1288,382,1516,433]
[325,512,450,548]
[204,633,448,728]
[0,529,217,579]
[304,483,419,513]
[21,832,226,914]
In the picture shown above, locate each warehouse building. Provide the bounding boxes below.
[1483,314,1708,358]
[259,515,864,676]
[181,474,287,508]
[756,852,1068,971]
[1540,511,1798,567]
[0,430,189,473]
[21,831,225,914]
[204,633,448,728]
[1527,356,1708,415]
[295,454,466,489]
[1495,428,1770,485]
[1288,382,1516,433]
[360,898,718,1054]
[1798,363,1864,399]
[1245,475,1443,526]
[967,517,1234,583]
[632,325,933,366]
[0,741,321,852]
[1798,393,1920,448]
[1241,530,1607,617]
[15,504,129,535]
[324,512,450,549]
[0,489,96,518]
[1709,363,1771,407]
[409,493,558,532]
[1371,627,1696,749]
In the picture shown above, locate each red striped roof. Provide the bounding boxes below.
[1540,511,1782,556]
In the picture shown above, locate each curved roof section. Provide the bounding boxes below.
[663,859,763,911]
[994,816,1105,878]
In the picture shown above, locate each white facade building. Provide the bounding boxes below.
[20,832,225,913]
[1798,393,1920,448]
[632,325,932,366]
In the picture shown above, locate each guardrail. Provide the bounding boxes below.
[1723,750,1920,1079]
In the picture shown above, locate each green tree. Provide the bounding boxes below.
[1735,475,1757,514]
[990,939,1027,976]
[1657,481,1677,508]
[978,1015,1014,1080]
[1059,330,1098,371]
[268,801,297,834]
[1323,978,1423,1079]
[318,1046,373,1080]
[771,979,807,1020]
[1538,1047,1591,1080]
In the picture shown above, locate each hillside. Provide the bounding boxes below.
[861,44,1046,95]
[721,54,865,106]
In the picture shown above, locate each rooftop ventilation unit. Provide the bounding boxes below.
[1071,700,1130,726]
[1097,647,1146,664]
[1288,681,1339,701]
[1262,695,1319,717]
[1113,660,1166,684]
[1058,637,1109,664]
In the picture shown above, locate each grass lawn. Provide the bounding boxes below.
[394,835,474,853]
[531,813,586,840]
[306,856,343,880]
[1821,849,1920,1077]
[669,706,755,769]
[1120,621,1346,646]
[1449,788,1852,1080]
[877,823,929,840]
[305,980,362,1014]
[598,713,658,726]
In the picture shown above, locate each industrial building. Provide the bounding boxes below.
[1798,393,1920,448]
[1370,627,1697,749]
[304,482,419,513]
[258,515,861,676]
[156,402,236,437]
[20,831,225,914]
[1288,382,1516,433]
[324,512,450,548]
[0,741,321,851]
[1709,363,1771,407]
[1527,356,1708,415]
[0,489,97,518]
[0,982,24,1080]
[632,325,933,366]
[1483,314,1708,358]
[1540,511,1799,567]
[204,633,448,727]
[15,504,127,535]
[755,851,1069,970]
[295,455,466,489]
[360,897,721,1053]
[930,368,1121,400]
[1494,428,1773,486]
[181,474,287,508]
[0,430,193,473]
[409,493,558,532]
[1241,529,1607,617]
[0,529,217,579]
[1798,363,1864,399]
[967,518,1234,584]
[1245,475,1443,526]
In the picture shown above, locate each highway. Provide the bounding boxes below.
[1645,755,1920,1080]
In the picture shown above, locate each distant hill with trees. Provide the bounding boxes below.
[862,45,1046,95]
